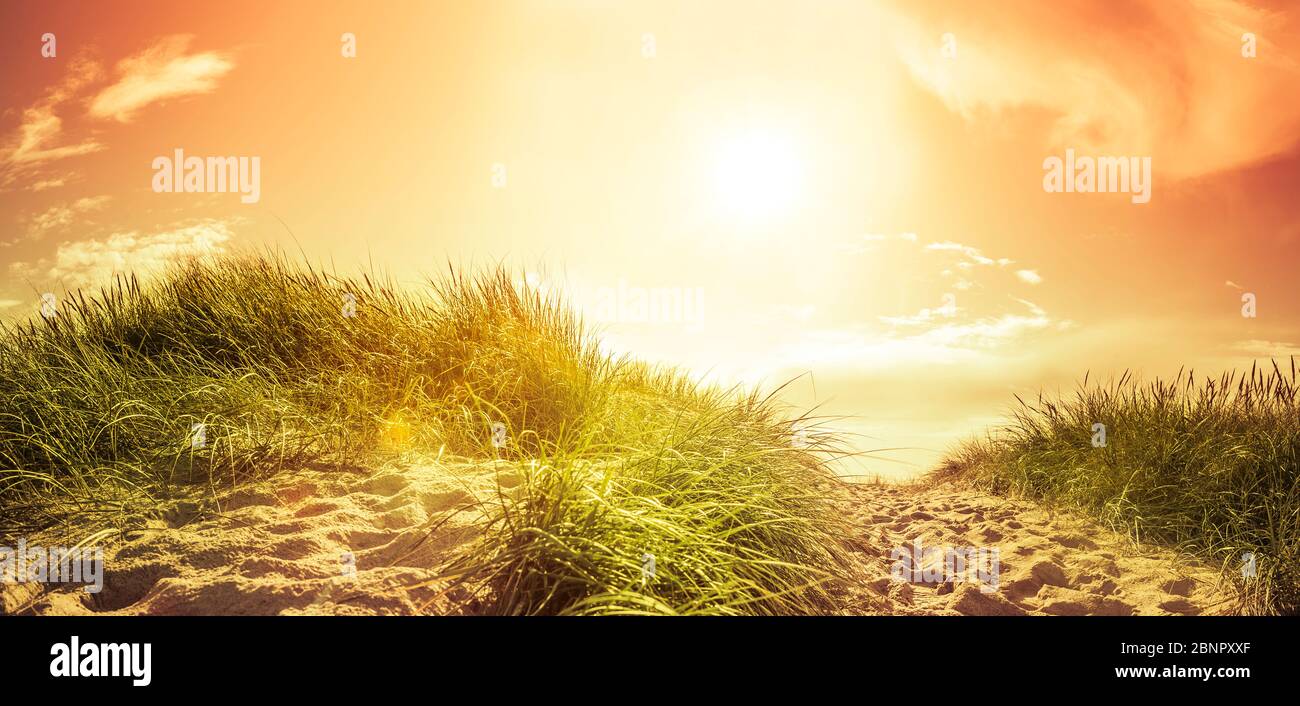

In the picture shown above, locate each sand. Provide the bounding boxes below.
[3,459,506,615]
[836,482,1235,615]
[3,462,1236,615]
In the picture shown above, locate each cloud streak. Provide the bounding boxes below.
[89,35,235,122]
[1016,269,1043,284]
[2,35,235,190]
[0,56,105,183]
[6,196,113,248]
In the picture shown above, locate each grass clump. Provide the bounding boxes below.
[0,253,853,615]
[438,385,853,615]
[939,366,1300,615]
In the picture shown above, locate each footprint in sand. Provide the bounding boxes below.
[839,481,1234,616]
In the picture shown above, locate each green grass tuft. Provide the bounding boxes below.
[939,365,1300,615]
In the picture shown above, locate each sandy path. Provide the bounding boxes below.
[835,482,1237,615]
[6,465,1236,615]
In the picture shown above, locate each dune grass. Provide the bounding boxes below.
[0,254,853,615]
[938,366,1300,615]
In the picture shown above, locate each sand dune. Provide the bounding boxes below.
[4,462,1234,615]
[5,460,505,615]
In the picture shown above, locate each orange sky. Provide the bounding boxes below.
[3,0,1299,477]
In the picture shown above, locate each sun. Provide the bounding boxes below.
[711,129,805,225]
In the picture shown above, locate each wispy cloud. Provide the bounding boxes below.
[910,309,1053,349]
[760,298,1057,376]
[835,234,1063,358]
[0,56,105,182]
[881,296,1055,348]
[880,299,959,327]
[89,35,234,122]
[7,196,113,247]
[925,240,1012,267]
[2,36,235,190]
[1232,339,1300,357]
[8,219,234,291]
[30,177,70,192]
[1016,269,1043,284]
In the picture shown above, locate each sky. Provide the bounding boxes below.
[2,0,1299,478]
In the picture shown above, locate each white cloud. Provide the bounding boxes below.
[6,196,113,247]
[2,36,234,190]
[89,35,234,122]
[880,301,959,327]
[926,240,995,265]
[9,220,234,291]
[760,302,1055,375]
[1016,269,1043,284]
[0,56,105,184]
[878,288,1054,360]
[911,311,1052,348]
[31,177,69,192]
[1012,297,1047,317]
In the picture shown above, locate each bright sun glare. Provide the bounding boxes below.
[712,130,804,225]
